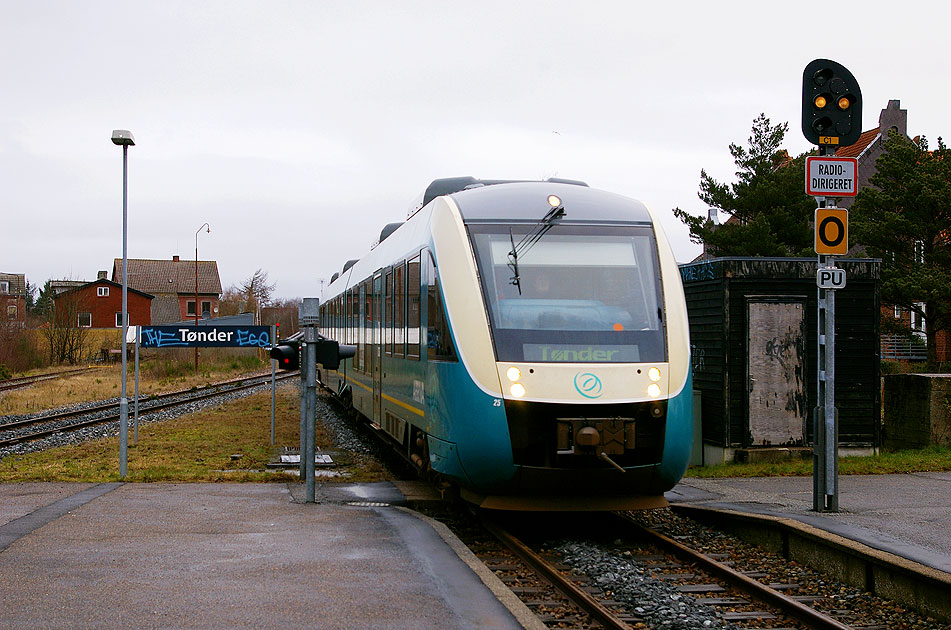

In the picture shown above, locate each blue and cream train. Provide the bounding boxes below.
[318,177,692,510]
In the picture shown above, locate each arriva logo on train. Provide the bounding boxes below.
[574,372,603,399]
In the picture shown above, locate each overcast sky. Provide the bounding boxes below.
[2,2,946,300]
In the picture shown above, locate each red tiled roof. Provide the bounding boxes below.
[836,128,880,158]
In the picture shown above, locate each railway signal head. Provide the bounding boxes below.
[270,341,300,370]
[315,339,356,371]
[802,59,862,147]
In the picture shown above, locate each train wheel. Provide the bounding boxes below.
[409,428,431,477]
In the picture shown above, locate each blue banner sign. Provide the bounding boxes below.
[139,325,272,348]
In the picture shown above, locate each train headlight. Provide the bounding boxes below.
[648,367,661,382]
[647,383,661,398]
[510,383,526,398]
[548,194,562,208]
[506,367,521,382]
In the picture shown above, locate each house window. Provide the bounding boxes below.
[115,312,124,327]
[78,312,92,328]
[201,300,212,317]
[911,302,925,332]
[914,239,925,264]
[0,281,8,294]
[97,286,109,297]
[894,305,901,319]
[186,301,196,316]
[7,304,16,320]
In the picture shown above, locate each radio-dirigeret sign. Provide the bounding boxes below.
[139,325,272,348]
[806,156,858,197]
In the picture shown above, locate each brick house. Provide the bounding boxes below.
[832,100,951,361]
[833,99,908,210]
[53,278,153,329]
[111,256,222,324]
[0,273,27,325]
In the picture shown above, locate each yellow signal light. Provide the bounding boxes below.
[814,95,827,109]
[837,96,851,110]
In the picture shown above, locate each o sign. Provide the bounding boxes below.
[815,208,848,255]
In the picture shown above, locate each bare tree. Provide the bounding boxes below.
[42,290,91,365]
[239,269,277,313]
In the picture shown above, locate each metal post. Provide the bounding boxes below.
[304,327,317,503]
[134,326,139,444]
[270,324,276,446]
[119,143,129,479]
[299,362,306,478]
[194,223,209,374]
[813,143,839,513]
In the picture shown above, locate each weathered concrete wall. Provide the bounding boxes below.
[883,374,951,449]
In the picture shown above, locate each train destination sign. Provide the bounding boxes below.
[806,156,858,197]
[139,325,272,348]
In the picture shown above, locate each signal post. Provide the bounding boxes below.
[801,59,861,512]
[271,299,355,503]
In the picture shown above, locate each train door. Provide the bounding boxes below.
[747,300,806,445]
[372,271,383,423]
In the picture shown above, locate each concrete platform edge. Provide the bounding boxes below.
[672,503,951,624]
[395,507,547,630]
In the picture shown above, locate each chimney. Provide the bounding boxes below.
[173,255,180,262]
[879,100,907,138]
[97,270,107,280]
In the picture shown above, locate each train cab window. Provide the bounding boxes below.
[394,262,405,358]
[469,224,666,363]
[425,251,457,362]
[407,255,421,360]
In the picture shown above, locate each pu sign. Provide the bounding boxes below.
[817,266,846,289]
[806,157,858,197]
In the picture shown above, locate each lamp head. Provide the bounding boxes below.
[111,130,135,146]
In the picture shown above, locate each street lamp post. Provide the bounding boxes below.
[195,223,210,373]
[111,129,134,479]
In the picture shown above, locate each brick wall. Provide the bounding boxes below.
[883,374,951,449]
[56,281,152,328]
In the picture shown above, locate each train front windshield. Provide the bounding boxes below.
[469,224,667,363]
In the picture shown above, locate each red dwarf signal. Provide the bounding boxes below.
[815,208,849,255]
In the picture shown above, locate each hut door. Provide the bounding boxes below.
[747,301,805,445]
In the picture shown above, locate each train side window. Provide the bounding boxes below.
[357,282,370,372]
[395,261,405,358]
[407,254,421,360]
[346,290,353,346]
[384,269,394,356]
[425,251,457,362]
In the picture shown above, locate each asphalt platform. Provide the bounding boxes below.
[2,475,949,629]
[0,482,537,630]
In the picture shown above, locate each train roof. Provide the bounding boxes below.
[436,179,653,224]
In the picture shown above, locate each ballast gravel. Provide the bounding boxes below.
[0,382,279,461]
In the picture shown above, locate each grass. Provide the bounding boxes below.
[0,386,395,484]
[685,445,951,478]
[5,356,950,482]
[0,355,270,416]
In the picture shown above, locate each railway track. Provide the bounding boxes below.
[0,367,103,393]
[453,508,949,630]
[0,371,299,448]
